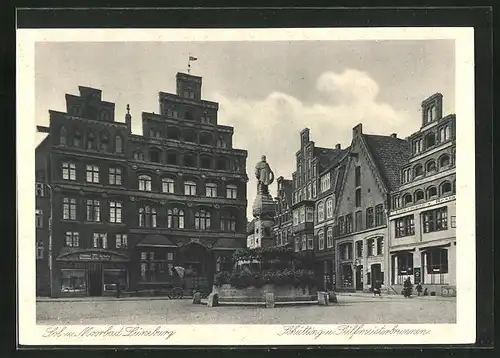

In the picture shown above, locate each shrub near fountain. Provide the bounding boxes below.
[212,246,318,304]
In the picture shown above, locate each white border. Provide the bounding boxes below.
[17,27,475,346]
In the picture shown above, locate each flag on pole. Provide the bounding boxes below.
[189,56,198,61]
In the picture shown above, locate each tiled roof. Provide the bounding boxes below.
[136,234,178,248]
[314,146,340,171]
[362,134,412,192]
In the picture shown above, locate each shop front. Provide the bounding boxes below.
[54,249,129,297]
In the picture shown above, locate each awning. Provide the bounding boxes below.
[390,247,416,254]
[418,242,452,251]
[136,234,178,248]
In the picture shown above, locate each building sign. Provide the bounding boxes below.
[413,267,421,284]
[78,253,111,261]
[390,195,455,217]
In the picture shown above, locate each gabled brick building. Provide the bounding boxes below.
[35,72,248,297]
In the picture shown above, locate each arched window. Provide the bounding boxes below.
[425,132,436,149]
[439,154,450,168]
[139,206,157,228]
[326,198,334,218]
[426,160,436,173]
[60,126,67,145]
[100,132,109,151]
[226,184,238,199]
[73,130,82,147]
[138,175,152,191]
[206,183,218,197]
[87,131,95,150]
[216,137,227,149]
[220,211,236,232]
[414,164,424,178]
[162,178,175,193]
[115,135,123,153]
[440,181,452,196]
[148,149,161,163]
[414,190,425,202]
[184,181,197,196]
[403,193,413,205]
[426,186,437,199]
[167,208,185,229]
[134,151,144,161]
[445,126,451,141]
[317,202,325,222]
[195,209,211,230]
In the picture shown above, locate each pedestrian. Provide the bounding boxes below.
[416,282,423,296]
[372,280,382,297]
[403,276,413,298]
[115,279,121,298]
[423,287,428,296]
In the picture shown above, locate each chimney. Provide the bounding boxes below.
[335,144,341,150]
[352,123,363,138]
[391,133,397,138]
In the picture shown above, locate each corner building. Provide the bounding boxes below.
[387,93,456,296]
[35,72,248,297]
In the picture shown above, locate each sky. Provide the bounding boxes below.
[35,40,455,220]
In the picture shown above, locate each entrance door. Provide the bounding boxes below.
[88,263,103,296]
[371,263,382,288]
[355,265,363,291]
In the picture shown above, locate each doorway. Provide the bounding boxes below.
[355,265,363,291]
[371,263,382,288]
[88,263,103,296]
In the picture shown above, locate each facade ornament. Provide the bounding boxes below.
[255,155,275,195]
[221,176,227,181]
[201,174,206,179]
[132,164,138,170]
[214,204,220,209]
[156,169,161,174]
[178,172,183,177]
[187,202,193,207]
[102,193,107,198]
[160,200,166,205]
[78,189,84,196]
[130,196,135,202]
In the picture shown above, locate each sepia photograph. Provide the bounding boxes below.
[17,26,476,346]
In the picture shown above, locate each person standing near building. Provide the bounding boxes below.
[416,282,423,296]
[372,280,382,297]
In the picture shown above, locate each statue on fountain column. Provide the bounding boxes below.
[255,155,275,196]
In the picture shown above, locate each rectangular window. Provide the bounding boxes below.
[367,238,375,257]
[109,201,122,223]
[65,232,80,247]
[162,179,175,193]
[86,199,101,222]
[375,204,385,226]
[167,252,174,261]
[426,248,449,274]
[376,237,384,256]
[306,184,311,199]
[35,209,43,228]
[306,207,314,222]
[366,207,374,228]
[294,238,300,252]
[206,184,218,197]
[326,199,333,219]
[184,182,197,196]
[115,234,128,248]
[345,214,353,233]
[339,243,352,260]
[109,167,122,185]
[307,234,314,250]
[326,227,333,248]
[317,203,325,222]
[86,165,99,183]
[318,231,324,250]
[355,166,361,187]
[36,242,44,259]
[293,211,299,226]
[62,198,77,220]
[226,185,238,199]
[392,196,401,209]
[312,181,317,198]
[299,207,305,223]
[355,211,362,231]
[356,241,363,257]
[395,215,415,238]
[36,182,45,197]
[422,207,448,233]
[60,269,86,292]
[355,188,361,207]
[92,233,108,248]
[62,162,77,181]
[339,216,345,235]
[301,235,307,251]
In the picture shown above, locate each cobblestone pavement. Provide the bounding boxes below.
[36,293,456,325]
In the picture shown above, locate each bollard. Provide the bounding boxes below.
[328,291,338,303]
[317,291,328,305]
[265,292,275,308]
[192,292,202,304]
[207,293,219,307]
